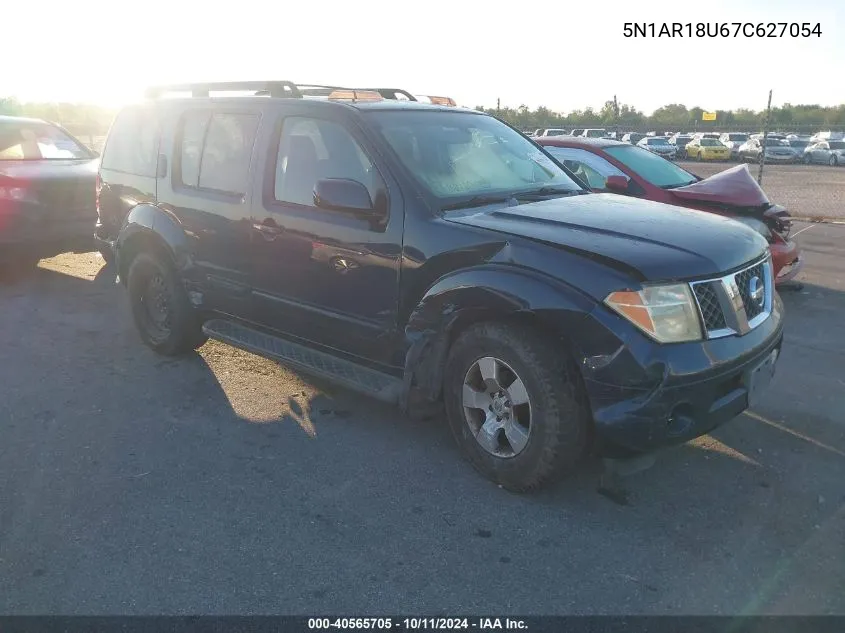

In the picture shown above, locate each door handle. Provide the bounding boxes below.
[253,220,284,240]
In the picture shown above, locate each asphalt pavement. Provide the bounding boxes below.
[1,222,843,615]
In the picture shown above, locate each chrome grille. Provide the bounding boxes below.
[734,262,766,320]
[692,282,727,331]
[690,256,773,339]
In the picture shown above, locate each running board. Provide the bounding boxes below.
[202,319,403,404]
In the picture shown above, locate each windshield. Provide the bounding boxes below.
[0,121,93,160]
[728,134,748,141]
[765,138,790,147]
[604,145,697,188]
[585,129,606,138]
[789,140,810,148]
[829,141,845,150]
[700,139,723,147]
[646,138,669,145]
[370,111,582,201]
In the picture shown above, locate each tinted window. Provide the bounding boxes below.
[102,106,158,175]
[765,138,789,147]
[179,112,210,187]
[371,111,581,201]
[275,117,378,207]
[177,112,259,195]
[604,145,697,188]
[198,114,259,194]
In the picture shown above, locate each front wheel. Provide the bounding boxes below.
[443,323,591,492]
[127,252,207,355]
[804,154,812,164]
[831,155,838,167]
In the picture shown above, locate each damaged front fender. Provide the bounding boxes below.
[401,264,596,413]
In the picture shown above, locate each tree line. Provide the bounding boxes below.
[475,101,845,132]
[3,96,844,135]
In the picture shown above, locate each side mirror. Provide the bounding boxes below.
[605,175,630,192]
[313,178,376,215]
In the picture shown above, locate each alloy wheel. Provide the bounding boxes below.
[461,356,532,457]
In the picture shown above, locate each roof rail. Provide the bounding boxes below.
[296,85,418,101]
[145,81,301,99]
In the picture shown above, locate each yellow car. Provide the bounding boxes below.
[685,138,731,161]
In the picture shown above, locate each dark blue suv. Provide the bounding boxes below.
[95,81,783,491]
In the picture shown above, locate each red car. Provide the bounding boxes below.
[535,137,803,284]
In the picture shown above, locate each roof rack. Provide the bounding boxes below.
[145,81,418,102]
[145,81,301,99]
[294,85,417,101]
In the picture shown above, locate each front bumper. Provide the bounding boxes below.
[576,293,785,453]
[764,154,797,162]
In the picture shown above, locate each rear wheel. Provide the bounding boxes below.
[127,252,207,355]
[830,155,838,167]
[443,323,590,492]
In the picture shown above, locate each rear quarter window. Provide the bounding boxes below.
[101,105,159,176]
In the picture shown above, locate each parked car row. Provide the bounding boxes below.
[530,127,844,165]
[1,83,792,492]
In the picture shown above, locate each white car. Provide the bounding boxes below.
[539,128,568,137]
[719,132,750,160]
[636,136,677,159]
[580,128,607,138]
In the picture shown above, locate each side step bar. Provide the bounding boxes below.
[202,319,403,404]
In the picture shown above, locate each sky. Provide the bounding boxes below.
[4,0,842,114]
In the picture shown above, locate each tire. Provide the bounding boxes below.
[98,247,115,266]
[804,154,812,165]
[126,252,207,355]
[830,155,838,167]
[443,322,591,492]
[696,151,702,161]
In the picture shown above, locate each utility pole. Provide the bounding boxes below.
[758,89,773,185]
[614,95,620,138]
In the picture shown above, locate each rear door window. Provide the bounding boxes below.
[176,111,259,195]
[101,106,159,176]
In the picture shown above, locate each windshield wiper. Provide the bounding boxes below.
[516,186,585,197]
[441,195,516,212]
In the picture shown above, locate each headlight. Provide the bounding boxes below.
[731,216,772,240]
[605,284,702,343]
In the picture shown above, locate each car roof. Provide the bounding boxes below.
[535,137,626,149]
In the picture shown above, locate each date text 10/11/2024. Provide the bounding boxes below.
[308,618,528,630]
[623,22,822,38]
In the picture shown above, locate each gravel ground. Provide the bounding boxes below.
[675,160,845,220]
[0,223,843,615]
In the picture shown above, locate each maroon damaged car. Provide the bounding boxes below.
[536,137,803,284]
[0,115,99,270]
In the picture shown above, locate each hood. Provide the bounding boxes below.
[669,164,769,207]
[444,193,767,282]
